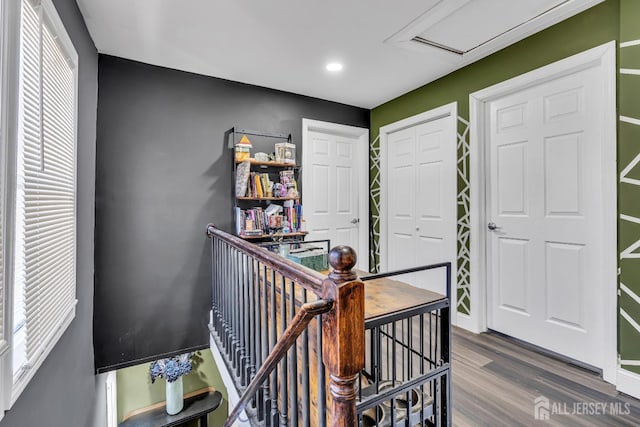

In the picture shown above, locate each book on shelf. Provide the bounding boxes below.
[235,202,303,237]
[255,173,264,197]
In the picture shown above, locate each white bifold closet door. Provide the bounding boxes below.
[386,114,457,296]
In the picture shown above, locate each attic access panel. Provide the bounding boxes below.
[386,0,602,59]
[414,0,568,54]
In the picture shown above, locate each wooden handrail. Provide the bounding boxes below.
[206,223,325,295]
[223,298,334,427]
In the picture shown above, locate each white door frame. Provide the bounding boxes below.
[379,102,458,322]
[467,41,617,383]
[302,118,369,272]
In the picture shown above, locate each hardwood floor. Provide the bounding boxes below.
[452,327,640,426]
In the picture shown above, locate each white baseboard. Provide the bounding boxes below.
[106,371,117,427]
[617,368,640,399]
[455,312,482,333]
[209,311,251,426]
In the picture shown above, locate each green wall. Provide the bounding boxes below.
[116,350,228,426]
[371,0,640,378]
[618,0,640,376]
[370,0,619,316]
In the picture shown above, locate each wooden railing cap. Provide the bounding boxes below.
[328,245,357,283]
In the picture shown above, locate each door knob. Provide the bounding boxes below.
[350,218,359,224]
[487,222,500,231]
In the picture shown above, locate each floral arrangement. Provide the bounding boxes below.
[149,352,194,383]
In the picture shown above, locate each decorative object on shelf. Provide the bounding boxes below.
[235,160,251,197]
[273,183,285,198]
[149,352,194,415]
[275,142,296,164]
[235,135,252,162]
[254,152,269,162]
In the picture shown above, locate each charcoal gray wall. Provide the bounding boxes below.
[94,55,369,371]
[0,1,98,426]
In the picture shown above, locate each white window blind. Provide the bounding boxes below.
[0,1,5,352]
[13,0,76,384]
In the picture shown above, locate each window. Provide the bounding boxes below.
[0,0,11,418]
[0,0,78,412]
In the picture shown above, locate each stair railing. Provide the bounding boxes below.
[206,224,365,426]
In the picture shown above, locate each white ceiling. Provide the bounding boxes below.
[76,0,602,109]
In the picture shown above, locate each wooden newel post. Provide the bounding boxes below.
[322,246,365,426]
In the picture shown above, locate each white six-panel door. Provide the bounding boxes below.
[385,111,457,296]
[305,130,360,255]
[487,65,604,367]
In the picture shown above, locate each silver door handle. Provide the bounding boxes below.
[488,222,500,231]
[350,218,359,224]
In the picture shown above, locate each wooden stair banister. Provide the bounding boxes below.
[322,246,365,427]
[224,298,333,427]
[207,224,366,426]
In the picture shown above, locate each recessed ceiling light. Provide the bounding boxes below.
[326,62,343,72]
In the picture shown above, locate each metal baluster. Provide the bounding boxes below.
[210,238,217,333]
[434,309,441,426]
[219,243,225,350]
[420,313,425,424]
[386,323,390,381]
[242,253,249,383]
[374,326,380,391]
[316,315,326,427]
[391,321,397,424]
[401,319,406,382]
[289,279,298,427]
[429,311,434,370]
[442,263,452,427]
[359,338,363,402]
[225,246,231,370]
[407,317,412,382]
[280,273,289,426]
[261,263,270,423]
[369,326,375,384]
[245,258,256,390]
[435,311,439,367]
[406,317,413,426]
[270,269,279,426]
[226,244,232,356]
[429,309,434,415]
[215,239,220,333]
[233,249,240,374]
[301,289,310,427]
[239,251,246,376]
[232,251,239,378]
[435,373,440,427]
[254,260,262,416]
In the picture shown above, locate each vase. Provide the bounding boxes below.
[165,376,184,415]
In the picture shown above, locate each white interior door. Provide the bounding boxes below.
[302,120,368,270]
[385,111,457,295]
[487,65,605,367]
